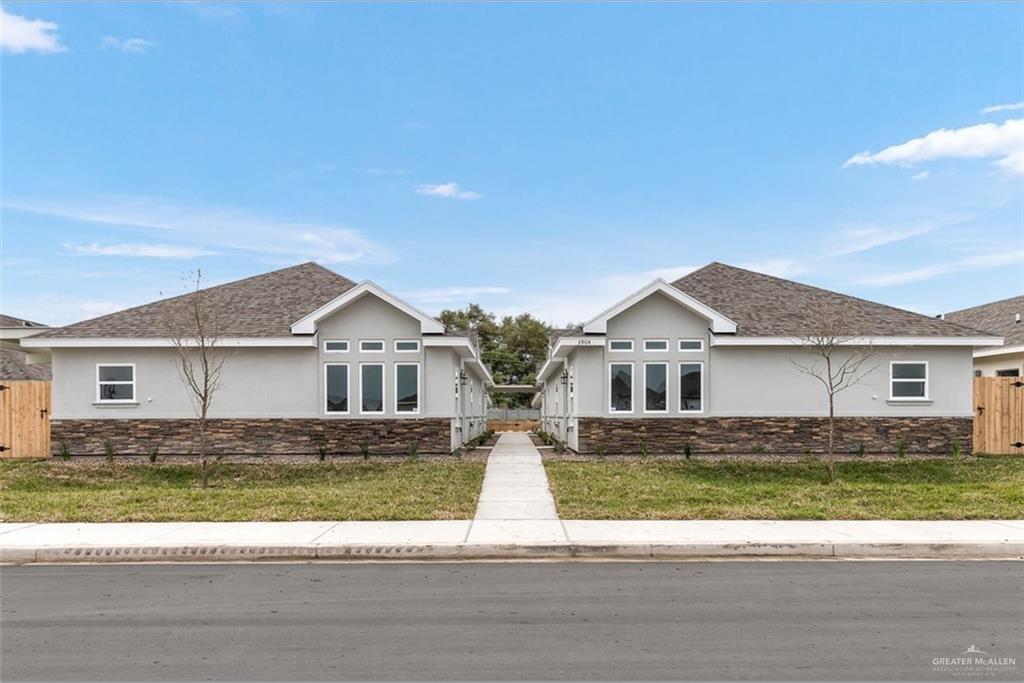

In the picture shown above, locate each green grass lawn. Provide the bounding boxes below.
[544,458,1024,520]
[0,461,485,522]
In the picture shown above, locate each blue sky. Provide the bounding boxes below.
[2,1,1022,326]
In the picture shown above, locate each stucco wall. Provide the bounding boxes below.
[973,351,1024,377]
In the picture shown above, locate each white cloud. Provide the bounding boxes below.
[844,119,1024,176]
[66,242,216,259]
[6,195,395,265]
[981,102,1023,114]
[363,167,409,176]
[0,8,66,54]
[415,182,483,200]
[855,251,1024,286]
[910,170,930,181]
[825,224,934,257]
[404,286,512,304]
[102,36,157,54]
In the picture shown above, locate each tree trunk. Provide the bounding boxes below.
[199,417,209,488]
[826,391,836,484]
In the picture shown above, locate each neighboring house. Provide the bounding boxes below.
[0,315,51,381]
[535,263,1001,455]
[21,263,492,456]
[945,296,1024,377]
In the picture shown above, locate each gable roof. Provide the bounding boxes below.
[582,280,738,334]
[0,348,51,381]
[671,262,989,338]
[0,315,48,328]
[291,281,445,335]
[31,262,358,340]
[945,295,1024,348]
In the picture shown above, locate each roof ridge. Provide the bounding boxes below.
[946,294,1024,317]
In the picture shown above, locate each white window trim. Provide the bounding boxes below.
[359,339,386,353]
[608,361,635,413]
[359,362,386,414]
[643,361,669,414]
[394,339,421,353]
[678,361,705,414]
[643,339,670,352]
[609,339,634,352]
[96,363,136,403]
[889,360,929,401]
[678,338,704,352]
[394,362,421,415]
[323,362,350,414]
[323,339,350,353]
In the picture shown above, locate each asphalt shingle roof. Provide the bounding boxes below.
[671,262,986,338]
[0,349,51,381]
[35,262,358,339]
[946,296,1024,348]
[0,315,47,328]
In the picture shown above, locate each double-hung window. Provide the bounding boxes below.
[395,363,419,413]
[97,364,135,402]
[360,363,385,413]
[644,362,668,413]
[679,362,703,413]
[890,361,928,400]
[324,363,350,413]
[609,362,634,412]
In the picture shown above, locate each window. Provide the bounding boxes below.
[359,340,385,352]
[97,364,135,402]
[324,363,349,413]
[996,369,1020,377]
[395,363,419,413]
[890,361,928,400]
[324,340,349,353]
[973,370,982,378]
[678,339,704,351]
[360,363,385,413]
[679,362,703,413]
[643,339,669,352]
[609,362,633,412]
[395,340,420,353]
[644,362,668,413]
[609,339,633,352]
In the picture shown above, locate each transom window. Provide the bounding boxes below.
[644,362,668,413]
[679,362,703,413]
[678,339,704,351]
[609,339,633,352]
[609,362,634,412]
[359,340,385,353]
[360,363,385,413]
[324,340,349,352]
[890,361,928,400]
[395,363,419,413]
[643,339,669,352]
[96,364,135,402]
[324,363,349,413]
[394,340,420,352]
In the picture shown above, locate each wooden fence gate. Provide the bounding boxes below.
[973,377,1023,455]
[0,380,51,459]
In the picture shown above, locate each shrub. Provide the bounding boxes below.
[684,443,692,460]
[317,445,327,462]
[595,445,607,459]
[639,442,649,459]
[359,441,370,460]
[752,444,767,454]
[104,439,116,463]
[407,441,420,461]
[855,442,866,458]
[148,444,160,464]
[951,438,963,461]
[58,441,71,461]
[897,438,908,458]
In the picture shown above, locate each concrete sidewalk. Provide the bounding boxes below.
[2,519,1021,563]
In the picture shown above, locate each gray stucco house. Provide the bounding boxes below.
[534,263,1000,455]
[22,263,493,455]
[945,296,1024,378]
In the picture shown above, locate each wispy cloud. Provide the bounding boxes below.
[6,195,395,265]
[416,182,483,200]
[404,286,512,304]
[981,101,1024,114]
[825,224,934,257]
[66,242,217,259]
[844,118,1024,176]
[363,167,409,176]
[102,36,157,54]
[910,170,930,181]
[0,7,66,54]
[855,251,1024,287]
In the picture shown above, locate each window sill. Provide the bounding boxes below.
[886,399,933,406]
[92,401,140,408]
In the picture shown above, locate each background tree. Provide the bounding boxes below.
[790,307,877,483]
[163,270,229,487]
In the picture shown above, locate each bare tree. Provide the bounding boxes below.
[790,307,877,483]
[163,270,228,487]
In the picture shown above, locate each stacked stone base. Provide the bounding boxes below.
[51,418,452,456]
[577,416,973,456]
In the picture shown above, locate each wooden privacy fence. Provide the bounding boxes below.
[0,380,51,459]
[973,377,1023,455]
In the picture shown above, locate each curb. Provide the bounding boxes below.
[3,541,1021,564]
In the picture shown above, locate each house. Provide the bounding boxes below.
[944,296,1024,377]
[20,263,493,456]
[0,315,51,381]
[535,262,1001,455]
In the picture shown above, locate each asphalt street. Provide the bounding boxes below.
[2,561,1021,680]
